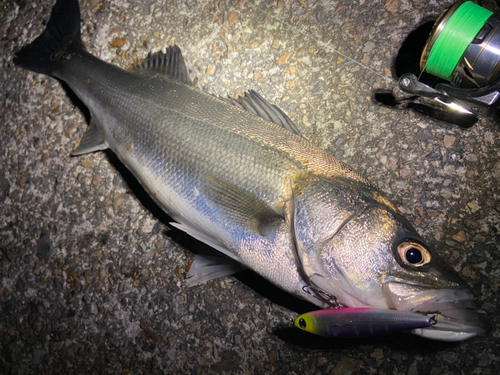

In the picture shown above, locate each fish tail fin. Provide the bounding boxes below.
[13,0,83,77]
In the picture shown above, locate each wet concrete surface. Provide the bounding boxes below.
[1,0,499,374]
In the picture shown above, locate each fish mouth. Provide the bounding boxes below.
[385,282,486,341]
[410,308,486,341]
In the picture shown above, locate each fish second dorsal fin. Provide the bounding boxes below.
[131,45,193,85]
[218,90,303,136]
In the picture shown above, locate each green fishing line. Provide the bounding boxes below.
[426,1,493,81]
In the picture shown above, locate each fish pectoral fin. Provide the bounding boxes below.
[217,90,302,137]
[186,253,246,287]
[204,176,285,237]
[170,221,241,262]
[130,45,193,85]
[72,118,108,155]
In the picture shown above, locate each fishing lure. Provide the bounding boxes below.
[294,308,436,338]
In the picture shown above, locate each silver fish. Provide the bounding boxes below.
[14,0,484,341]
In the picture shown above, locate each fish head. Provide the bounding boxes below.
[291,177,485,341]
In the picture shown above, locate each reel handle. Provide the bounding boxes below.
[399,73,500,117]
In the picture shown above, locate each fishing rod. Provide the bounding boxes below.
[384,1,500,127]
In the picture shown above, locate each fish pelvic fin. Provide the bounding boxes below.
[13,0,83,77]
[217,90,302,136]
[170,221,241,262]
[186,253,246,287]
[130,46,193,85]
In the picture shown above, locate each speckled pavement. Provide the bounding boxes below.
[1,0,499,374]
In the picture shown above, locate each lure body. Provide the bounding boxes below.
[294,308,433,338]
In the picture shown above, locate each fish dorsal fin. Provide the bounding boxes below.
[204,176,284,237]
[131,45,193,85]
[219,90,302,136]
[72,117,108,155]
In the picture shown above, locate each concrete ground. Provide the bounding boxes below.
[1,0,499,374]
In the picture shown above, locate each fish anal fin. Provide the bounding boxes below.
[218,90,302,136]
[130,46,193,85]
[204,176,284,237]
[72,117,108,155]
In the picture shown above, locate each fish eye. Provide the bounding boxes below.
[299,318,307,329]
[397,241,431,267]
[406,248,423,264]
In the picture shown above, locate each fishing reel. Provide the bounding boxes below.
[378,1,500,127]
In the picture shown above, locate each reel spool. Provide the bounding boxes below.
[395,1,500,126]
[421,1,500,88]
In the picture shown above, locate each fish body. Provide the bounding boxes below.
[56,43,364,308]
[14,0,485,340]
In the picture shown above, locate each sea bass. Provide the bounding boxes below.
[15,0,484,341]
